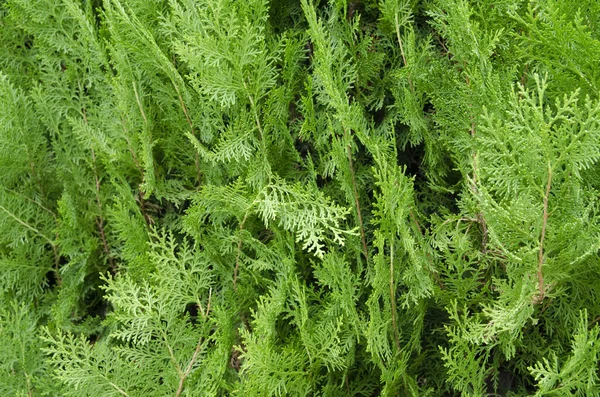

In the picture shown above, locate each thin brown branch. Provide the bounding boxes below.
[535,164,553,304]
[343,128,369,262]
[123,127,154,227]
[175,337,204,397]
[122,122,154,228]
[466,109,491,255]
[52,244,62,286]
[173,83,202,187]
[91,148,115,271]
[121,120,145,177]
[135,191,154,228]
[520,63,529,88]
[409,209,423,236]
[470,123,477,184]
[435,33,449,56]
[477,211,488,254]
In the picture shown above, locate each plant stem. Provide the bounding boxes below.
[343,128,369,262]
[535,164,553,303]
[234,212,250,291]
[91,148,115,271]
[173,83,202,187]
[390,240,401,352]
[175,290,212,397]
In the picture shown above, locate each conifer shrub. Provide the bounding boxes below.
[1,0,600,395]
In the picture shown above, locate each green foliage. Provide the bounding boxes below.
[1,0,600,395]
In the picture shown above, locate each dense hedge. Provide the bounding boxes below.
[1,0,600,395]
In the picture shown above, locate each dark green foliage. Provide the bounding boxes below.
[1,0,600,395]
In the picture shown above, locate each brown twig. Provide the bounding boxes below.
[173,83,202,186]
[121,122,154,229]
[436,33,449,56]
[123,136,144,177]
[477,211,488,254]
[590,314,600,329]
[463,88,491,256]
[85,107,114,271]
[520,63,529,88]
[343,128,369,262]
[91,148,115,272]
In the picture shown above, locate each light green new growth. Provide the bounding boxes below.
[1,0,600,396]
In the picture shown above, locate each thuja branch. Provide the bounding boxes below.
[535,164,553,304]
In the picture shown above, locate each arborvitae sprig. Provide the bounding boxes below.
[2,0,600,395]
